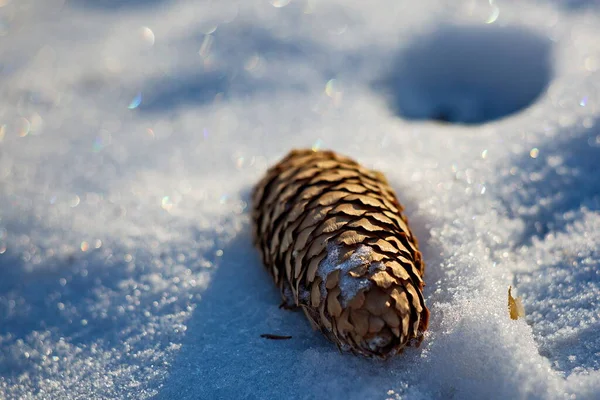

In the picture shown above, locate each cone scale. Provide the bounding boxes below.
[252,149,429,359]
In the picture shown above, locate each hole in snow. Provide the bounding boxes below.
[377,24,553,124]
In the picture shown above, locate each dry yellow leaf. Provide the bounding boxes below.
[508,286,525,320]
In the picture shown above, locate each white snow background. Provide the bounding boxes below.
[1,0,599,398]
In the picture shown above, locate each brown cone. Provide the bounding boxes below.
[252,149,429,359]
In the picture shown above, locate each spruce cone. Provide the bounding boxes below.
[252,149,429,359]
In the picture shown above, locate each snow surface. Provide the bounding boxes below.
[1,0,599,399]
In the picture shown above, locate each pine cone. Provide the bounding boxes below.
[252,149,429,359]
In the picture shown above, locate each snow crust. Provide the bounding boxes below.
[1,0,599,399]
[317,244,373,307]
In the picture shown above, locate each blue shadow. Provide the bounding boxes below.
[68,0,168,10]
[154,226,328,400]
[499,119,600,245]
[558,0,600,10]
[0,224,215,385]
[138,25,315,113]
[375,24,553,124]
[0,248,132,378]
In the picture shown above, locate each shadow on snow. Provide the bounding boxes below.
[500,118,600,245]
[374,24,553,124]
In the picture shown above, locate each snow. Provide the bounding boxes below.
[317,244,373,307]
[0,0,599,399]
